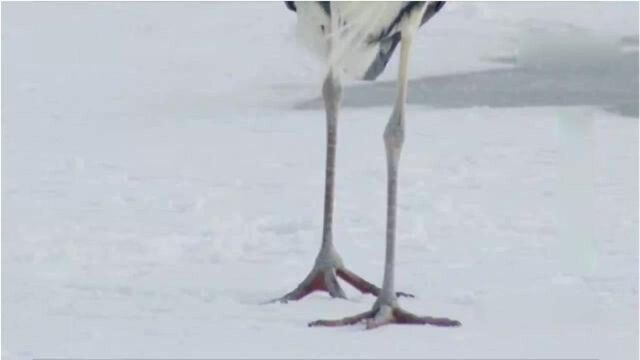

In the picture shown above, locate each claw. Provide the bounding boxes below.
[396,291,414,298]
[309,304,460,330]
[336,268,415,298]
[272,265,412,303]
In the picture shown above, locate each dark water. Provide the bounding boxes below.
[296,50,639,118]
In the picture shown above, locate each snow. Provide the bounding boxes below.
[2,2,638,359]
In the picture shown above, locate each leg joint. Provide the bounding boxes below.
[322,72,342,107]
[383,112,405,150]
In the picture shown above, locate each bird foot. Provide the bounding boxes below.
[270,266,413,303]
[308,304,461,329]
[274,267,346,303]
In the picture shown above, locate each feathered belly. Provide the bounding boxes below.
[293,2,426,80]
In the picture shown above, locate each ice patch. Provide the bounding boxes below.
[516,23,623,69]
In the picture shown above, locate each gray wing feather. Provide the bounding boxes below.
[363,1,445,81]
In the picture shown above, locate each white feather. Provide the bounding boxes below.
[293,1,425,79]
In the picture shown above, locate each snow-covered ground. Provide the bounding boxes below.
[2,2,638,359]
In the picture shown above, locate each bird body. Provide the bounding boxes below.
[285,1,444,80]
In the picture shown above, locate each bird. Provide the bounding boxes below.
[276,1,461,329]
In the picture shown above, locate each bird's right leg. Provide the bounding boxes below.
[274,71,346,302]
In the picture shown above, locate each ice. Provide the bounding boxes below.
[2,2,638,360]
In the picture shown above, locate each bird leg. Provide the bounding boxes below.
[272,71,412,304]
[309,7,459,329]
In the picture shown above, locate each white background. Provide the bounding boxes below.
[2,2,638,359]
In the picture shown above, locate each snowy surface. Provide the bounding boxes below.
[2,2,638,359]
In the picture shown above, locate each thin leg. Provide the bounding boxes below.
[319,70,341,253]
[309,6,460,328]
[277,71,347,302]
[299,70,347,300]
[376,16,415,309]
